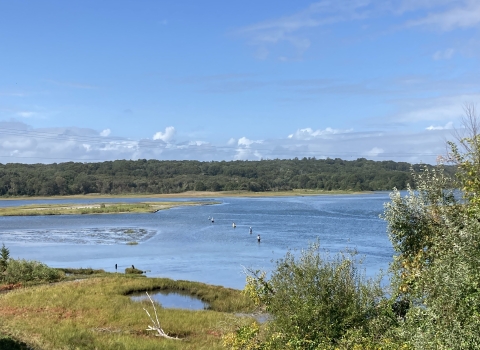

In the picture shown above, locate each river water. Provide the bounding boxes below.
[0,193,394,290]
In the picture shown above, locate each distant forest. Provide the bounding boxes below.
[0,158,453,197]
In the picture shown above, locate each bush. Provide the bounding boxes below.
[2,259,64,284]
[226,243,387,349]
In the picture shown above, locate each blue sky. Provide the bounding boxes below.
[1,0,479,164]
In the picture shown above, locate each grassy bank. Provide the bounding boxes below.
[0,201,218,216]
[0,189,368,201]
[0,274,254,349]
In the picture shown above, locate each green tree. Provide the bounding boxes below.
[0,243,10,272]
[382,105,480,349]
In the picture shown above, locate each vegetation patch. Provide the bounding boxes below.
[56,267,106,275]
[0,275,254,349]
[0,201,218,216]
[125,267,144,275]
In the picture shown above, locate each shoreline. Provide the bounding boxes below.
[0,189,372,201]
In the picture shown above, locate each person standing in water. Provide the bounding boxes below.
[249,227,253,234]
[257,234,261,243]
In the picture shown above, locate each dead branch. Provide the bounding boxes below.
[143,292,182,340]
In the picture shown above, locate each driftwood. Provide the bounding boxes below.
[143,292,182,340]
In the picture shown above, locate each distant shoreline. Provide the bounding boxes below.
[0,189,371,201]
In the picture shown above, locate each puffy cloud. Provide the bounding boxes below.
[238,136,263,147]
[234,137,264,160]
[153,126,176,142]
[100,129,111,137]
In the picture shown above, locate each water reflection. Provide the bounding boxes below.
[130,290,209,310]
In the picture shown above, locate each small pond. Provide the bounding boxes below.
[130,290,210,310]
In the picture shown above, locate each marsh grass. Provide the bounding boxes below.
[56,267,106,275]
[0,201,218,216]
[125,267,144,274]
[0,275,254,349]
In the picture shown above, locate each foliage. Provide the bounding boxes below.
[0,158,445,196]
[225,244,389,349]
[1,258,64,285]
[0,243,10,272]
[382,166,458,296]
[382,124,480,349]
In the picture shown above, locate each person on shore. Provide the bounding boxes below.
[257,234,261,243]
[115,263,117,271]
[132,264,135,269]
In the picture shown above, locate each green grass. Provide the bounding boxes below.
[0,274,255,349]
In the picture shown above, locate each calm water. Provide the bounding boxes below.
[130,290,209,310]
[0,193,393,290]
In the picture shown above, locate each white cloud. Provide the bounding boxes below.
[153,126,176,142]
[188,140,209,146]
[433,48,455,60]
[235,1,372,59]
[238,136,263,147]
[365,147,384,157]
[405,1,480,30]
[234,137,264,160]
[391,93,480,123]
[288,127,353,140]
[227,138,236,145]
[100,129,111,137]
[0,120,459,164]
[426,121,454,130]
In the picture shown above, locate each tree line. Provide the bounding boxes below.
[0,157,450,197]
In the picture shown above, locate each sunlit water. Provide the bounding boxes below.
[0,193,393,290]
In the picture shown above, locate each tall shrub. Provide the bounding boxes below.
[225,244,386,349]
